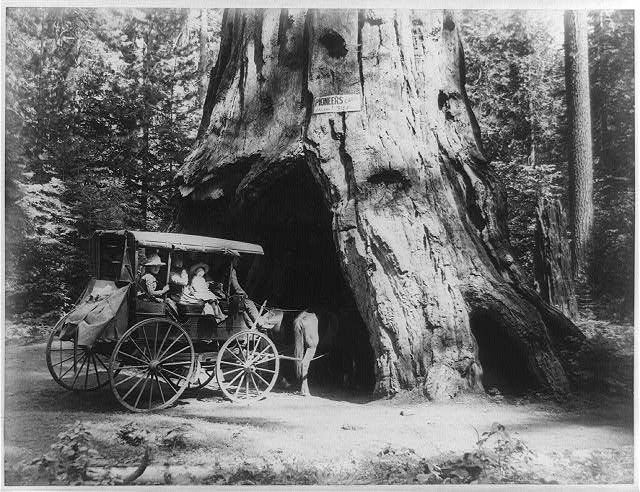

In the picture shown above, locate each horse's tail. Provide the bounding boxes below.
[294,314,304,382]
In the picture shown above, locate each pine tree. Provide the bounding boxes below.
[564,10,594,278]
[5,7,210,318]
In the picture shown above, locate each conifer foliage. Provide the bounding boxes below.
[460,10,633,320]
[4,8,633,323]
[5,8,221,318]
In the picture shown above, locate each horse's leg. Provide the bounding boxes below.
[300,315,319,396]
[300,345,316,396]
[294,315,305,386]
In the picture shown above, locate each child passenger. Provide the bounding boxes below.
[189,262,226,323]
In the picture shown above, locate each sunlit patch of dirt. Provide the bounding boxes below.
[4,341,634,485]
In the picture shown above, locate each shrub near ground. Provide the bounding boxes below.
[563,319,634,396]
[9,411,632,485]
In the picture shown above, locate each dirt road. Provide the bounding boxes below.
[3,341,634,485]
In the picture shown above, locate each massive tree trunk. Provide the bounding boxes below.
[177,9,584,399]
[564,10,594,276]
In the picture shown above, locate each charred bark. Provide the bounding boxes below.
[534,198,578,319]
[177,9,584,399]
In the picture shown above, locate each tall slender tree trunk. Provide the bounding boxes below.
[527,64,540,195]
[198,9,209,107]
[594,12,608,180]
[178,9,585,399]
[564,10,594,277]
[35,9,47,179]
[140,23,153,228]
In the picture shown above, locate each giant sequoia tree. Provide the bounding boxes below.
[177,9,584,399]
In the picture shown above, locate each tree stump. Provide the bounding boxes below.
[534,198,578,320]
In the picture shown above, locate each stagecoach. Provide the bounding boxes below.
[45,230,283,412]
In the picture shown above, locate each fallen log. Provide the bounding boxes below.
[86,445,151,484]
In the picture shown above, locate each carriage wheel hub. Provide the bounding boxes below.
[149,360,160,372]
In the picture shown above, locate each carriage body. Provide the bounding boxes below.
[46,230,280,411]
[90,229,264,341]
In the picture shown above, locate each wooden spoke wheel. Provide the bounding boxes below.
[186,357,217,391]
[46,315,111,391]
[109,318,195,412]
[216,330,279,402]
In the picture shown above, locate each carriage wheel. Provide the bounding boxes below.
[216,330,279,402]
[109,318,195,412]
[186,358,217,391]
[46,316,111,391]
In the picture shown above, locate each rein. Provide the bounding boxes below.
[250,300,360,314]
[247,299,305,313]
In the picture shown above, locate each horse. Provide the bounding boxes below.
[292,310,339,396]
[256,307,338,396]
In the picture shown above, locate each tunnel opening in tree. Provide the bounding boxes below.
[239,160,376,393]
[470,311,533,395]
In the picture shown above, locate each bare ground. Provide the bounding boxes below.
[3,341,634,485]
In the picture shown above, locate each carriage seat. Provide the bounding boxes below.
[177,301,206,316]
[163,298,209,322]
[163,295,242,320]
[136,299,165,314]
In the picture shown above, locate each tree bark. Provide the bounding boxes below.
[178,9,584,399]
[564,10,594,276]
[198,9,209,107]
[594,11,608,184]
[140,20,154,228]
[534,198,578,319]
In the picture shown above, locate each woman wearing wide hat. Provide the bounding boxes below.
[139,252,168,302]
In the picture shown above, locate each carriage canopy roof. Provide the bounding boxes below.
[95,230,264,255]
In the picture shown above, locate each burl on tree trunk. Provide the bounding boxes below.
[177,9,584,399]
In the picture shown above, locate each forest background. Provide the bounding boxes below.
[4,8,634,330]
